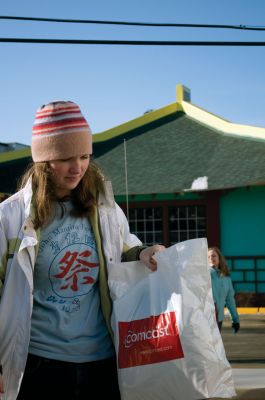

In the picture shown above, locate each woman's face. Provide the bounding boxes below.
[208,249,220,268]
[48,154,90,198]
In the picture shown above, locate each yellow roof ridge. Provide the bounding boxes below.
[93,102,181,143]
[0,147,31,163]
[181,99,265,141]
[93,83,265,143]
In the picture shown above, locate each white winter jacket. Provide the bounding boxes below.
[0,178,142,400]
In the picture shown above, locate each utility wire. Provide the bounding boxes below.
[1,15,265,31]
[1,38,265,46]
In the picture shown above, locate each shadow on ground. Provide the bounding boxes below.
[234,388,265,399]
[222,314,265,365]
[214,388,265,400]
[213,314,265,399]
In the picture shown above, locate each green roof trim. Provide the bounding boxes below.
[115,192,205,203]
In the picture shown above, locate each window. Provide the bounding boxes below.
[127,203,207,246]
[169,205,206,245]
[128,207,163,245]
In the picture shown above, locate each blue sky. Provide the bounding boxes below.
[1,0,265,145]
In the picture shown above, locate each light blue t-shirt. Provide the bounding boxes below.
[29,201,114,362]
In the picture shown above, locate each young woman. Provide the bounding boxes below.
[0,101,165,400]
[208,246,240,333]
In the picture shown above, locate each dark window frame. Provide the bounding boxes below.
[119,198,219,247]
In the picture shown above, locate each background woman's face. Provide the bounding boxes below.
[208,249,220,268]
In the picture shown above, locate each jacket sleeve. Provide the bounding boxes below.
[121,245,148,262]
[115,203,144,258]
[115,203,142,253]
[0,212,8,295]
[225,278,240,323]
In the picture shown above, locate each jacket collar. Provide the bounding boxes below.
[22,177,34,219]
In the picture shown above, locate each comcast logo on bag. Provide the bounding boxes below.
[118,311,184,368]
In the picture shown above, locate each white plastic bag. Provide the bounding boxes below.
[108,238,236,400]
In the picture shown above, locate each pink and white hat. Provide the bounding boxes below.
[31,101,92,162]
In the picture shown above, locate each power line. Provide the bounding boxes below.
[1,38,265,46]
[1,15,265,31]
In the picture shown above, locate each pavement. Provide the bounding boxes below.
[213,312,265,400]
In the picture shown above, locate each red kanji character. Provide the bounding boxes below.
[53,250,99,291]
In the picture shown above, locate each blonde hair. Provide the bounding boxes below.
[19,160,105,229]
[208,246,230,276]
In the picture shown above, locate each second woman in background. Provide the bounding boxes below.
[208,246,240,333]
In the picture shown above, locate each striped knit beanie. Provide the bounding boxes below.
[31,101,92,162]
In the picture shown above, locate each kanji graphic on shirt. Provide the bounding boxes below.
[37,216,99,308]
[53,248,98,292]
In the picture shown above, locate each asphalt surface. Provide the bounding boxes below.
[213,313,265,400]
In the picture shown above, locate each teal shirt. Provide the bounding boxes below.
[210,267,239,323]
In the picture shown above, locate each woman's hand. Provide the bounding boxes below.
[139,245,166,271]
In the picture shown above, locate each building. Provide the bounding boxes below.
[0,142,30,200]
[92,84,265,296]
[1,84,265,296]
